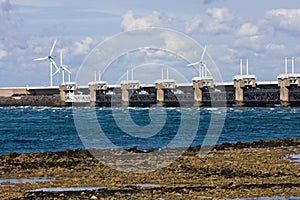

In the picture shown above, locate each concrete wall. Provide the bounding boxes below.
[0,88,28,97]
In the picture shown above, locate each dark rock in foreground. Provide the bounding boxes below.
[0,139,299,199]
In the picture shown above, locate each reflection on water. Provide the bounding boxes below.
[0,177,55,184]
[31,186,106,192]
[285,153,300,163]
[31,183,160,192]
[123,183,159,187]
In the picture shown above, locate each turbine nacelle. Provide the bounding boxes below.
[48,55,56,59]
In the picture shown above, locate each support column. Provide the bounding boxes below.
[155,82,164,106]
[192,77,214,106]
[88,81,108,107]
[59,82,77,106]
[89,81,108,106]
[277,56,300,107]
[59,85,67,106]
[234,79,245,107]
[193,80,203,106]
[89,84,97,107]
[120,80,140,107]
[121,85,129,107]
[278,76,290,107]
[233,75,256,107]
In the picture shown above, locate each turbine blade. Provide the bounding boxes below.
[63,66,71,74]
[50,58,59,71]
[60,51,63,66]
[201,45,207,61]
[52,68,60,76]
[49,39,57,56]
[34,56,48,61]
[187,61,200,66]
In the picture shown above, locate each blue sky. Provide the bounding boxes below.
[0,0,299,86]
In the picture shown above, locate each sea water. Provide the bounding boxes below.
[0,106,299,154]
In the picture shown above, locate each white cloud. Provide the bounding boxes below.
[0,0,12,13]
[237,23,259,36]
[202,8,235,34]
[234,35,264,52]
[72,37,95,56]
[265,44,285,51]
[0,46,7,59]
[0,0,13,32]
[160,31,199,61]
[185,15,202,33]
[207,8,233,21]
[265,9,300,35]
[121,10,168,31]
[234,22,264,52]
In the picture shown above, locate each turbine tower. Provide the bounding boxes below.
[34,40,60,86]
[55,51,71,84]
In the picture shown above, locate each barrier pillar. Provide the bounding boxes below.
[277,75,290,107]
[193,79,203,106]
[192,77,214,106]
[89,84,97,106]
[59,82,77,106]
[120,80,140,107]
[233,75,256,107]
[89,81,108,107]
[155,81,164,106]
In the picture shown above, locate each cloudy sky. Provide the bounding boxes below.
[0,0,299,86]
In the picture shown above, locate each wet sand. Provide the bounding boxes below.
[0,138,299,199]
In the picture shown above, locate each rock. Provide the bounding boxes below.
[91,195,98,200]
[1,139,300,199]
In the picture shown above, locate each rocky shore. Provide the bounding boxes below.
[0,138,299,199]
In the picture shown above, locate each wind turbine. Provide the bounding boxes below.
[54,50,71,84]
[187,45,211,78]
[34,40,60,86]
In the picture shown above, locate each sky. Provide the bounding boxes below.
[0,0,300,86]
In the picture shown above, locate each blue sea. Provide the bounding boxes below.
[0,106,299,155]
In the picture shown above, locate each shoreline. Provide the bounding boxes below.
[1,137,299,156]
[0,138,299,199]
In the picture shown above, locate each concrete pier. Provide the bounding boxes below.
[155,79,176,106]
[193,79,202,105]
[89,81,108,106]
[277,74,300,107]
[233,75,256,107]
[0,88,28,97]
[192,77,214,106]
[59,82,77,106]
[233,59,257,107]
[278,75,290,107]
[120,80,140,107]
